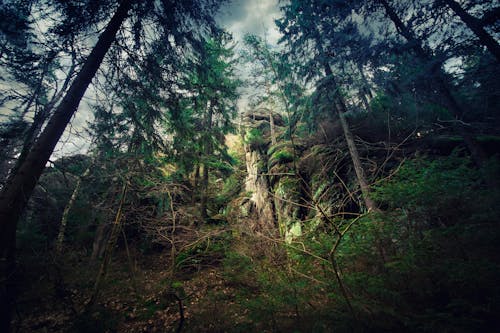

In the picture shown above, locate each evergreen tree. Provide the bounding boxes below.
[0,0,225,330]
[179,34,239,218]
[277,0,379,211]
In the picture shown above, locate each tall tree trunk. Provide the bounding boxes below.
[0,2,131,331]
[378,0,488,168]
[192,164,200,204]
[313,22,379,212]
[55,161,93,253]
[200,104,214,219]
[91,220,110,263]
[442,0,500,62]
[269,108,277,145]
[265,83,277,145]
[13,59,77,178]
[324,65,379,212]
[338,111,378,212]
[200,165,209,219]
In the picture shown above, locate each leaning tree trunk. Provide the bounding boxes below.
[338,110,379,212]
[0,2,131,331]
[323,63,379,212]
[442,0,500,62]
[13,58,77,178]
[311,24,379,212]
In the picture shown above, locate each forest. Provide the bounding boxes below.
[0,0,499,332]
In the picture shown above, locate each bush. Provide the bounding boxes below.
[333,153,500,331]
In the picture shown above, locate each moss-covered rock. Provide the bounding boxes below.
[274,176,302,242]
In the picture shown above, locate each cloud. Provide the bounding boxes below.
[217,0,281,44]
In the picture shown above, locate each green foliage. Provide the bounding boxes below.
[332,154,500,331]
[244,128,266,149]
[214,171,244,213]
[206,157,233,175]
[372,152,496,225]
[17,215,47,251]
[273,149,294,164]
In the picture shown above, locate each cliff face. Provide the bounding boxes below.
[237,107,329,241]
[235,104,376,243]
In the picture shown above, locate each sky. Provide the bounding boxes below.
[217,0,281,45]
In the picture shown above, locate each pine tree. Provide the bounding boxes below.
[0,0,225,330]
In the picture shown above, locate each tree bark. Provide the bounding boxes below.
[313,22,379,212]
[200,105,213,219]
[269,108,277,145]
[442,0,500,62]
[0,2,131,331]
[87,180,128,309]
[55,161,93,253]
[324,65,379,212]
[338,111,379,212]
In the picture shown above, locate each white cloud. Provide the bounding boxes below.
[217,0,281,44]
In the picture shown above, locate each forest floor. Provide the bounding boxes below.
[13,226,279,333]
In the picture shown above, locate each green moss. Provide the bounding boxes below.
[273,150,294,163]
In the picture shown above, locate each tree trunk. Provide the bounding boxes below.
[200,164,209,219]
[265,82,277,145]
[0,2,131,331]
[55,161,93,253]
[0,51,65,186]
[200,105,213,219]
[323,64,379,212]
[313,26,378,211]
[13,58,77,178]
[87,180,128,309]
[269,108,277,145]
[192,164,200,204]
[338,111,378,212]
[442,0,500,62]
[91,220,110,263]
